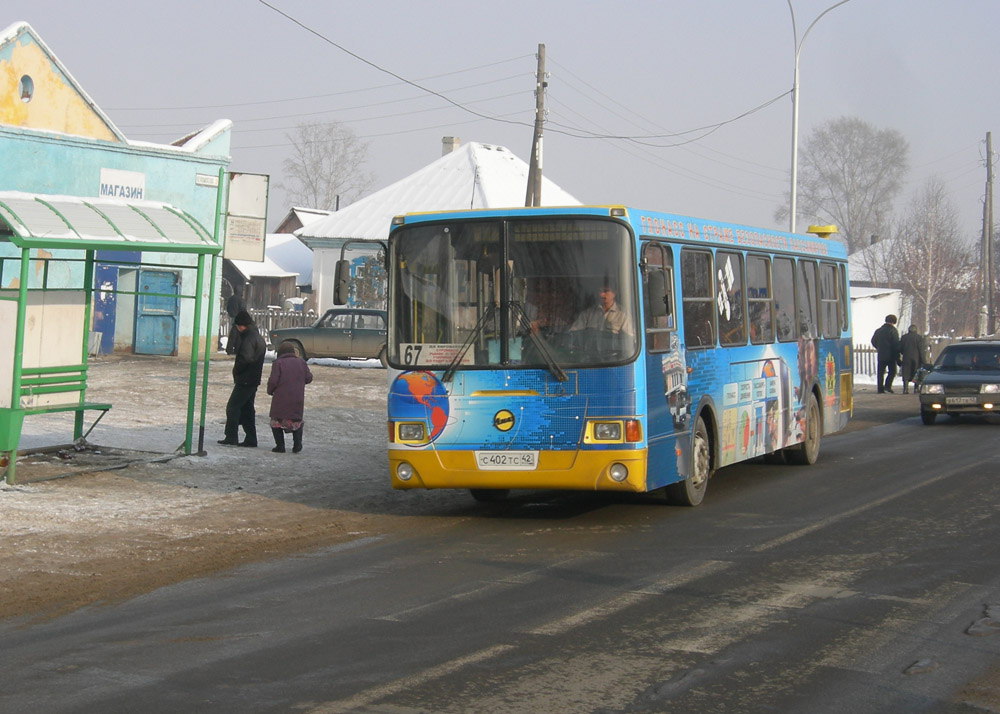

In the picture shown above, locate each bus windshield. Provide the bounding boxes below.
[389,217,638,371]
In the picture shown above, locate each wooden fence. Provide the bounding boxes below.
[218,308,315,348]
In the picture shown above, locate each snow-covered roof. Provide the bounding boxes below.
[288,207,333,226]
[228,253,296,281]
[296,142,581,244]
[849,286,900,299]
[265,233,313,286]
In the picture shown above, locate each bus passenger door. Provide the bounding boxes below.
[642,242,689,488]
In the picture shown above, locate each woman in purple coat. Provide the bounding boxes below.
[266,342,314,453]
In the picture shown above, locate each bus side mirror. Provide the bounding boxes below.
[333,259,350,305]
[648,270,668,319]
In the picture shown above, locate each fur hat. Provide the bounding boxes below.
[234,309,254,327]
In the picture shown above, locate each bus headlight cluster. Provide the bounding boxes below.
[396,462,414,481]
[586,419,642,444]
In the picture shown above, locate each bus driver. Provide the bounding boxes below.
[569,281,633,337]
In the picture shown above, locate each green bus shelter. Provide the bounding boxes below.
[0,191,224,483]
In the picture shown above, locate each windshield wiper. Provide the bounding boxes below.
[510,301,568,382]
[442,303,496,383]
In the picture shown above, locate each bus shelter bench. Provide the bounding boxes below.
[17,364,112,442]
[20,401,113,442]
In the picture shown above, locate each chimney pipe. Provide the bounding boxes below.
[442,136,460,155]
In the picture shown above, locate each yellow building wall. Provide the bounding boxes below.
[0,33,118,141]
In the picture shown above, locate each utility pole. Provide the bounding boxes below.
[982,132,994,335]
[525,43,546,207]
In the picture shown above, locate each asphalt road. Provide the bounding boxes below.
[2,400,998,713]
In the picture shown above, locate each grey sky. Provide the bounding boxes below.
[18,0,1000,239]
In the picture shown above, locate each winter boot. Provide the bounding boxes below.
[271,427,286,453]
[292,427,303,454]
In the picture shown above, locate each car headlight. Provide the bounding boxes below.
[981,384,1000,394]
[921,383,944,394]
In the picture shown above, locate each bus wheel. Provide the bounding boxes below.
[786,393,821,465]
[667,416,712,506]
[470,489,509,503]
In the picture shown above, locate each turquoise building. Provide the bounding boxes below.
[0,20,231,356]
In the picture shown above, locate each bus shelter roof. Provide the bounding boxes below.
[0,191,220,255]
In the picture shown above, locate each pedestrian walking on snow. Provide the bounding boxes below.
[266,342,313,453]
[871,314,901,393]
[219,309,266,447]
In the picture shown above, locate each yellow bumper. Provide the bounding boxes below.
[389,447,649,492]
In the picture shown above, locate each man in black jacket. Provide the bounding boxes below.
[871,314,901,394]
[219,309,267,446]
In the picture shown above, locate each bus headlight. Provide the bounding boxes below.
[396,462,414,481]
[594,422,622,441]
[609,463,628,482]
[397,422,426,442]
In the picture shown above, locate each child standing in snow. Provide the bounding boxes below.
[266,342,313,453]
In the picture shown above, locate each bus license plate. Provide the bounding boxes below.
[475,451,539,470]
[947,396,978,405]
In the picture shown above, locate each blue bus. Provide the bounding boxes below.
[383,206,852,505]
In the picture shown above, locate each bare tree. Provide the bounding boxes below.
[776,116,908,254]
[889,177,975,334]
[277,121,375,210]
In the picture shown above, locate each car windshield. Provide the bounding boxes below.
[936,345,1000,371]
[388,217,638,372]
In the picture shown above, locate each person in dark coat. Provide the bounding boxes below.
[224,285,247,355]
[871,314,901,394]
[266,342,313,453]
[898,324,927,394]
[219,309,267,446]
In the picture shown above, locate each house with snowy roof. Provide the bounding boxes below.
[296,138,580,312]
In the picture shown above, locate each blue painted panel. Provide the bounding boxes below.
[93,264,117,355]
[135,269,178,355]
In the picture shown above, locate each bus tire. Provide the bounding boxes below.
[470,488,509,503]
[786,393,820,465]
[667,416,712,507]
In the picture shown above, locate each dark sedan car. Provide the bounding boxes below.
[268,308,387,366]
[918,340,1000,424]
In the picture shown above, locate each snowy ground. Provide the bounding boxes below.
[1,354,901,622]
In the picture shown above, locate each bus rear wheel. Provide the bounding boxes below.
[786,393,820,465]
[667,416,712,506]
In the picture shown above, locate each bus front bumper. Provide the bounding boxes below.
[389,448,649,492]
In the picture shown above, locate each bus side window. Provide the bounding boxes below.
[796,260,819,339]
[642,241,674,351]
[681,249,715,348]
[717,251,746,346]
[819,262,840,338]
[773,257,796,342]
[747,255,774,344]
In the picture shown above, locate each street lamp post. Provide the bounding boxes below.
[788,0,852,234]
